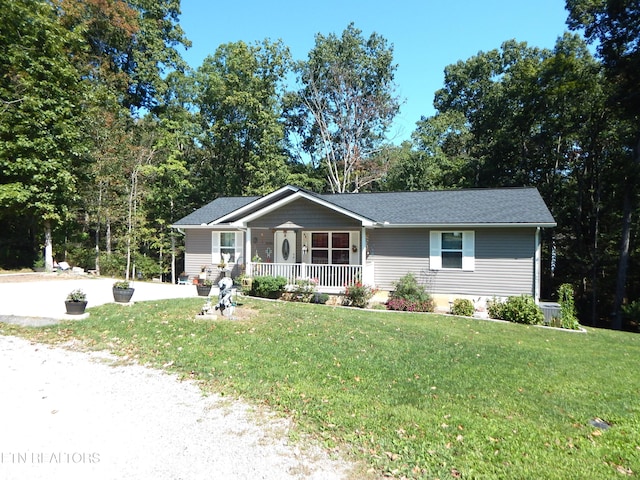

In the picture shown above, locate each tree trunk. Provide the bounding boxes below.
[106,219,112,254]
[612,137,640,329]
[44,220,53,272]
[170,197,176,284]
[612,191,632,329]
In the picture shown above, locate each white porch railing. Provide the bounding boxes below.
[246,262,374,292]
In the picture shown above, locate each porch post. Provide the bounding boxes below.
[361,227,375,286]
[534,227,541,302]
[245,227,252,276]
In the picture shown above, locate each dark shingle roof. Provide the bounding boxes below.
[320,188,556,225]
[173,187,555,227]
[172,196,259,226]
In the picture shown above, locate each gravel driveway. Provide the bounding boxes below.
[0,336,356,480]
[0,275,359,480]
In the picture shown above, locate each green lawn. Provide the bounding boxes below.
[3,297,639,479]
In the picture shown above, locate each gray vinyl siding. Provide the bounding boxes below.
[369,227,535,297]
[184,229,211,276]
[248,198,361,229]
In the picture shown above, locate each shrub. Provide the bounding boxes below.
[312,293,330,304]
[557,283,580,330]
[387,297,434,312]
[451,298,475,317]
[289,278,318,303]
[132,254,163,280]
[250,275,287,299]
[343,281,377,308]
[622,299,640,323]
[387,273,434,312]
[98,253,126,277]
[487,297,505,319]
[490,295,543,325]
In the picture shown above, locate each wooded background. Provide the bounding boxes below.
[1,1,638,329]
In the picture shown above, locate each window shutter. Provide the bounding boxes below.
[430,231,442,270]
[211,232,220,265]
[234,231,243,264]
[462,231,475,271]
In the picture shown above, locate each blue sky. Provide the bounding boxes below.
[178,0,572,143]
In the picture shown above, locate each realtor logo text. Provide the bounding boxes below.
[1,452,100,464]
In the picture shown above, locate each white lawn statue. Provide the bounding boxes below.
[215,276,235,317]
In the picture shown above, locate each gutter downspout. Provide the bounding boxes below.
[534,227,541,303]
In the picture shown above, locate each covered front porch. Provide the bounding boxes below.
[241,220,374,293]
[245,261,375,293]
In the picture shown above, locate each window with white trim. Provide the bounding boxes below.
[311,232,350,265]
[430,231,475,271]
[212,231,243,264]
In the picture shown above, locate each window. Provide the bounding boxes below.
[430,231,475,271]
[441,232,463,268]
[311,232,351,265]
[220,233,236,261]
[212,231,243,264]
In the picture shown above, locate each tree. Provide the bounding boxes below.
[430,35,624,321]
[0,0,88,271]
[566,0,640,328]
[290,23,401,193]
[194,40,292,197]
[55,0,191,112]
[389,111,473,191]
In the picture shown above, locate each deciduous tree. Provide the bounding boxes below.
[290,23,401,193]
[195,40,291,197]
[0,0,88,271]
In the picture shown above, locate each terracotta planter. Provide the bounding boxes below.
[113,287,135,303]
[65,301,87,315]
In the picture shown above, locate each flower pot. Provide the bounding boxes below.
[196,284,212,296]
[65,301,87,315]
[113,287,135,303]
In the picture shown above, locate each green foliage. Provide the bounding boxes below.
[343,281,377,308]
[0,0,87,226]
[312,292,330,304]
[98,254,127,278]
[621,300,640,323]
[113,280,130,289]
[487,297,505,320]
[289,278,318,303]
[557,284,581,330]
[386,111,473,191]
[132,254,163,280]
[489,295,544,325]
[65,289,86,302]
[250,275,287,299]
[451,298,475,317]
[291,22,400,192]
[195,39,291,197]
[387,273,434,312]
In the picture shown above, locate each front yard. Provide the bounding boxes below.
[2,297,639,479]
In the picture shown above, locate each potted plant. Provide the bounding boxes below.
[177,272,189,285]
[65,289,87,315]
[196,279,213,296]
[113,280,135,303]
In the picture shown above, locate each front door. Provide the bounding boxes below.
[274,230,296,264]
